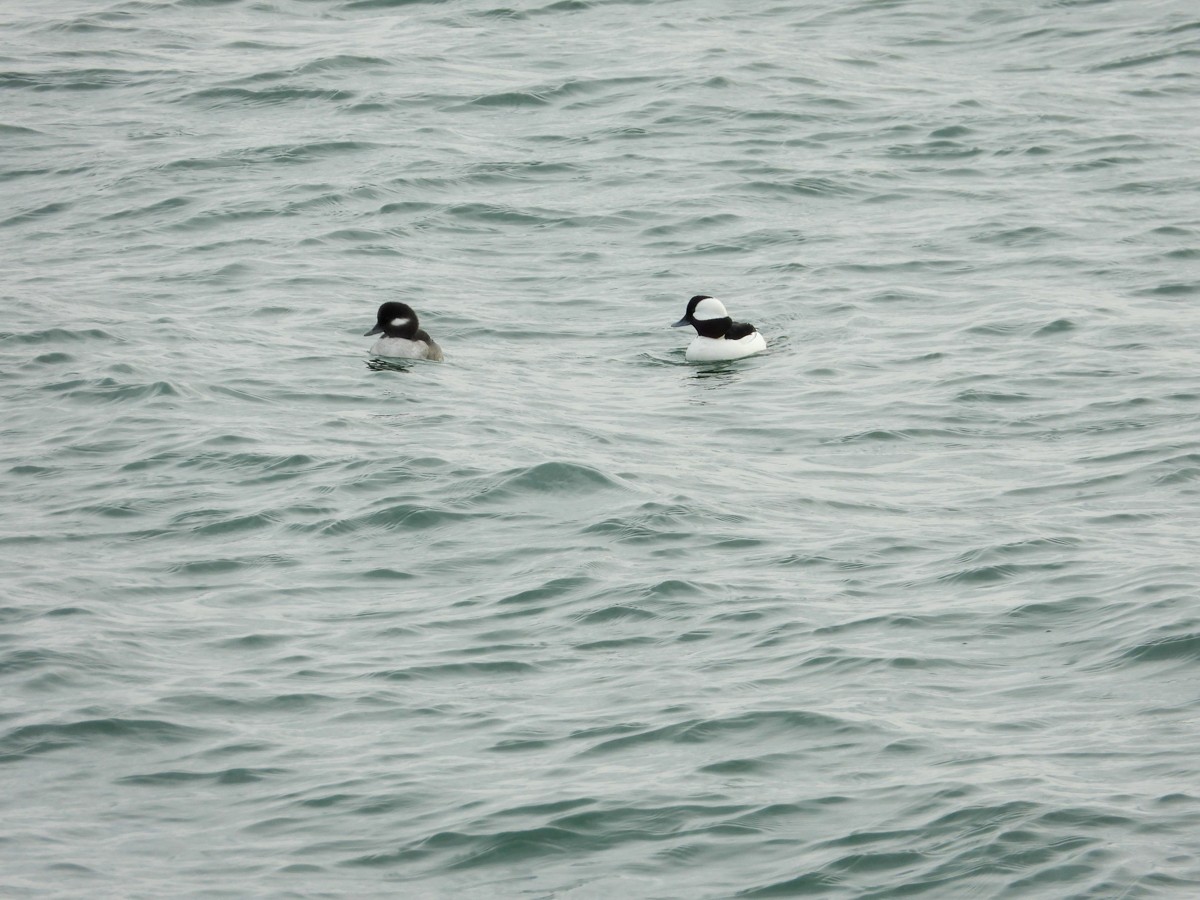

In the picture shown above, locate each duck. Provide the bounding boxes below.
[364,301,444,361]
[671,295,766,361]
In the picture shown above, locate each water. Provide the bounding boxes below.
[3,0,1200,896]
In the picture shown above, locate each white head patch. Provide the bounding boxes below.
[390,317,411,328]
[693,297,728,321]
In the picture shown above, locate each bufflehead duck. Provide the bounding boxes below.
[364,301,444,361]
[672,295,767,361]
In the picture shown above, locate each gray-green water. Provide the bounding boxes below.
[3,0,1200,896]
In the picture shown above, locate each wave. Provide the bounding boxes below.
[0,718,210,763]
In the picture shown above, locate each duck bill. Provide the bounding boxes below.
[671,318,690,328]
[364,325,384,336]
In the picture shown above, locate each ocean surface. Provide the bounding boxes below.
[2,0,1200,896]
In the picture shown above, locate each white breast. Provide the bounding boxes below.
[685,331,767,362]
[371,336,432,359]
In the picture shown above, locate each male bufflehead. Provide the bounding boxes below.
[364,301,444,361]
[672,295,767,361]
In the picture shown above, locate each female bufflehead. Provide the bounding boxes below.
[672,295,767,361]
[364,301,444,361]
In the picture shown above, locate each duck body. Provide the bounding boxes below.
[365,301,443,361]
[672,295,766,361]
[683,329,768,361]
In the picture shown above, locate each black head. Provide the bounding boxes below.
[365,301,420,339]
[671,294,732,338]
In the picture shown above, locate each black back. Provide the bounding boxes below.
[724,321,757,341]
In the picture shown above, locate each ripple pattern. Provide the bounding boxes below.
[3,0,1200,897]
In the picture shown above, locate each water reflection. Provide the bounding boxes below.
[366,357,413,374]
[684,361,742,403]
[689,361,741,385]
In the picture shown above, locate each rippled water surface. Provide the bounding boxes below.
[3,0,1200,896]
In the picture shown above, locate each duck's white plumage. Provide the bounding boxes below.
[684,330,768,361]
[370,335,443,360]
